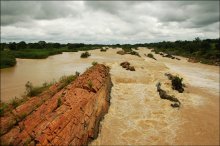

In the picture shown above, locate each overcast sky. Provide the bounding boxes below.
[1,1,219,44]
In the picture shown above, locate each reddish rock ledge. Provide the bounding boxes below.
[0,64,112,145]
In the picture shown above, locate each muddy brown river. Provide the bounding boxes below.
[1,48,219,145]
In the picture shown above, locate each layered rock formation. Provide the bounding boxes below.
[0,64,112,145]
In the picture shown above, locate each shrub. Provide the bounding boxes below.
[147,53,154,58]
[92,61,98,66]
[129,51,140,57]
[0,51,16,69]
[80,51,91,58]
[10,97,21,108]
[147,53,156,60]
[88,80,93,89]
[0,103,9,116]
[75,71,80,77]
[58,75,77,90]
[100,48,106,52]
[25,81,52,97]
[171,76,184,93]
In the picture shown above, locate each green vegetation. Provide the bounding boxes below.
[1,80,54,116]
[58,74,77,90]
[0,41,102,69]
[75,71,80,77]
[11,98,21,108]
[147,53,156,60]
[100,48,107,52]
[0,37,219,69]
[57,98,62,108]
[171,76,184,93]
[80,51,91,58]
[19,112,28,120]
[12,49,64,59]
[121,45,140,57]
[0,103,8,116]
[25,81,52,97]
[88,80,93,89]
[0,51,16,68]
[92,61,98,66]
[0,73,77,117]
[146,38,220,65]
[0,96,30,117]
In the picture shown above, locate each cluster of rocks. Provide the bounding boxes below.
[159,52,181,60]
[120,61,135,71]
[156,82,181,108]
[116,50,140,57]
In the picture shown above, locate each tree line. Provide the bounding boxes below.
[1,38,219,68]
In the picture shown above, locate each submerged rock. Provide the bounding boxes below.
[171,102,180,108]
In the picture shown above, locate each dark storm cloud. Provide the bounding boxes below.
[1,1,79,26]
[1,1,219,44]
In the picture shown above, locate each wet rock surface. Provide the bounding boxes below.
[156,82,181,108]
[0,64,112,145]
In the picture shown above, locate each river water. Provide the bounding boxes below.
[0,52,92,102]
[1,48,219,145]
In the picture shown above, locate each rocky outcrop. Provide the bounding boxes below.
[156,82,181,108]
[0,64,112,145]
[120,61,135,71]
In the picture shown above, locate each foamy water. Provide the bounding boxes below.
[90,48,219,145]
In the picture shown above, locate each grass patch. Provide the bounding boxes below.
[25,81,53,97]
[57,98,62,108]
[12,49,65,59]
[0,102,9,116]
[147,53,156,60]
[92,61,98,66]
[58,74,77,91]
[80,51,91,58]
[88,80,93,89]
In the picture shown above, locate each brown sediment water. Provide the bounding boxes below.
[0,52,92,102]
[0,48,219,145]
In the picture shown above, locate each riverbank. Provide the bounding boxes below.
[0,46,99,69]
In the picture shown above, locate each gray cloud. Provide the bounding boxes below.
[1,1,219,44]
[1,1,81,25]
